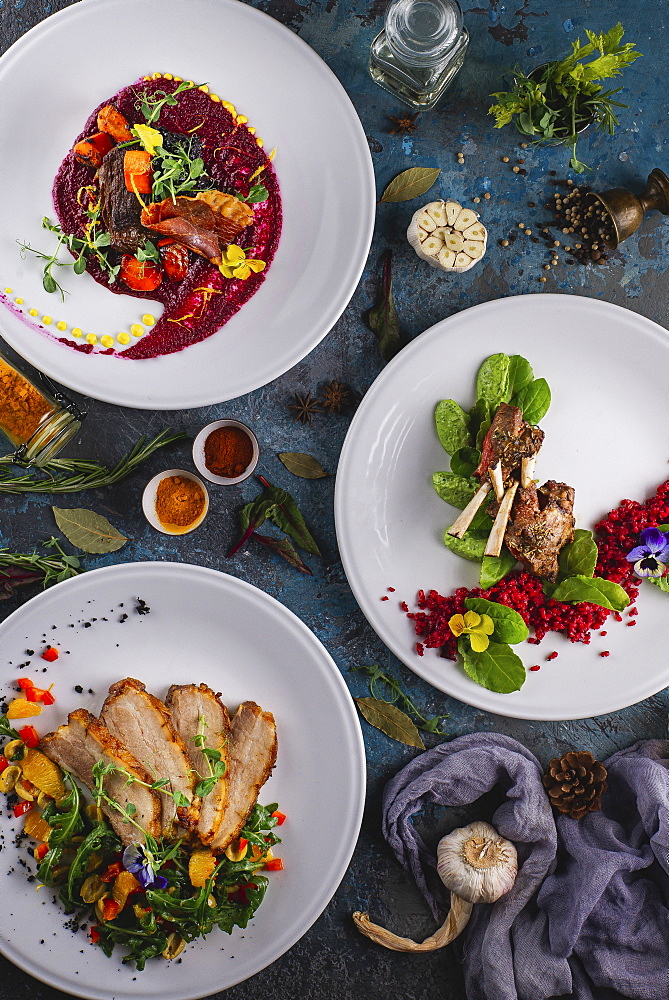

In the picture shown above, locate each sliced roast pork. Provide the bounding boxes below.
[101,678,198,838]
[41,708,161,845]
[166,683,231,846]
[209,702,277,853]
[504,480,575,582]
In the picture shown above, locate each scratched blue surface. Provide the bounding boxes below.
[0,1,668,998]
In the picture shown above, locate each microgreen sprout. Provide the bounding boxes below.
[134,79,203,125]
[192,715,227,797]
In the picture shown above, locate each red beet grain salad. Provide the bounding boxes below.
[47,73,281,359]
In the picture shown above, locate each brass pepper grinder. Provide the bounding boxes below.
[591,168,669,248]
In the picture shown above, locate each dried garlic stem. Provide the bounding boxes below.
[520,455,536,488]
[485,481,518,557]
[489,461,505,501]
[447,481,492,539]
[352,891,473,952]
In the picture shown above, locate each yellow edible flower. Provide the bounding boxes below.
[134,124,163,156]
[448,611,494,653]
[218,244,266,281]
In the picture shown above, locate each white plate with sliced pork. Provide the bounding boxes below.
[0,562,365,999]
[335,294,669,721]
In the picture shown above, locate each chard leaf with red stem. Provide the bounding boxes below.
[368,250,401,363]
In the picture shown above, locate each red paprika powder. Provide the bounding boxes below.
[204,426,254,478]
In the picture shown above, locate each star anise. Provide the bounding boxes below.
[288,391,322,425]
[321,381,352,414]
[387,112,420,136]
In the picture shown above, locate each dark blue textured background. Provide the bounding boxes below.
[0,1,667,997]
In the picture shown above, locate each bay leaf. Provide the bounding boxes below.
[368,250,401,362]
[278,452,327,479]
[354,697,425,749]
[52,507,127,554]
[379,166,441,204]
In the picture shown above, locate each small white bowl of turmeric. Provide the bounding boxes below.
[142,469,209,535]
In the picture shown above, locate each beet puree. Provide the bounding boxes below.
[51,76,282,359]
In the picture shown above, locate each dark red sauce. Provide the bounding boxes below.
[52,76,281,360]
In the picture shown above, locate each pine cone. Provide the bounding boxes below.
[542,750,608,820]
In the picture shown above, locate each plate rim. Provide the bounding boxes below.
[0,0,376,409]
[334,292,669,721]
[0,560,367,999]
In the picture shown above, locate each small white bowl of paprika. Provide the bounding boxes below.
[192,419,259,485]
[142,469,209,535]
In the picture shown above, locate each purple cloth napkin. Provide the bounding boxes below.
[381,733,669,1000]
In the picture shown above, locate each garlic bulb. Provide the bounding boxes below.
[353,820,516,953]
[437,820,517,904]
[407,200,487,272]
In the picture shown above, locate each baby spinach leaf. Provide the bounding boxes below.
[432,472,477,509]
[450,446,480,477]
[648,576,669,593]
[507,355,534,396]
[558,529,598,579]
[458,638,526,693]
[469,397,491,449]
[480,548,517,587]
[468,504,494,536]
[476,354,510,411]
[551,575,630,611]
[511,377,551,425]
[465,597,529,644]
[435,400,471,455]
[443,531,486,561]
[354,697,425,749]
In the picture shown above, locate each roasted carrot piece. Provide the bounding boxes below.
[123,150,153,194]
[73,131,114,169]
[97,104,133,143]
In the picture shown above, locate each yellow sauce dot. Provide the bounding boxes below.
[56,321,67,331]
[4,287,12,294]
[86,333,98,345]
[256,138,264,148]
[153,72,162,79]
[42,316,53,326]
[174,76,183,82]
[236,115,248,125]
[247,126,256,135]
[14,297,23,305]
[222,101,236,115]
[198,85,209,93]
[210,94,220,103]
[186,81,194,87]
[72,327,83,338]
[163,73,173,80]
[131,324,145,338]
[141,314,155,327]
[100,335,115,348]
[117,332,131,345]
[29,308,38,317]
[143,76,151,81]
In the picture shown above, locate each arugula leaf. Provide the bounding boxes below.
[551,575,630,611]
[465,597,529,644]
[558,529,598,579]
[0,715,20,741]
[434,399,471,455]
[458,638,526,693]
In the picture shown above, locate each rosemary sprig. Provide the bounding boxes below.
[351,663,449,735]
[0,537,81,597]
[0,429,187,493]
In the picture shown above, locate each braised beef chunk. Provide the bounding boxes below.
[504,480,575,581]
[475,403,544,481]
[98,146,155,253]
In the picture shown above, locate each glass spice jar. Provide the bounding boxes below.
[369,0,469,109]
[0,351,84,466]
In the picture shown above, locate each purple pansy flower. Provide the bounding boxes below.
[123,843,168,890]
[625,527,669,578]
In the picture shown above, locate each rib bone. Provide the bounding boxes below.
[489,460,505,501]
[520,455,536,488]
[485,481,519,557]
[447,481,491,539]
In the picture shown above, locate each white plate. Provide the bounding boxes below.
[0,0,374,409]
[0,563,365,999]
[335,294,669,721]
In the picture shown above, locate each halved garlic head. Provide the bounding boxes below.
[407,199,487,272]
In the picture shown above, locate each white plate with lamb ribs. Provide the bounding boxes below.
[0,562,365,999]
[335,293,669,721]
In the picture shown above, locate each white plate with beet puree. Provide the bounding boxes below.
[0,0,374,408]
[336,294,669,721]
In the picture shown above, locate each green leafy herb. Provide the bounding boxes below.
[507,355,534,396]
[511,378,551,425]
[450,446,480,478]
[41,778,85,848]
[0,430,187,493]
[648,576,669,593]
[476,353,511,411]
[443,530,486,562]
[278,452,328,479]
[0,538,81,597]
[464,597,529,644]
[0,715,20,741]
[432,472,478,509]
[354,696,425,748]
[52,507,128,554]
[550,574,630,611]
[135,79,200,124]
[136,239,161,263]
[237,184,269,203]
[379,166,441,203]
[150,143,210,203]
[368,250,402,362]
[255,533,313,574]
[479,548,517,587]
[18,216,120,300]
[558,528,598,579]
[458,637,526,693]
[62,823,121,907]
[229,475,320,572]
[435,399,471,455]
[488,23,641,171]
[351,663,449,735]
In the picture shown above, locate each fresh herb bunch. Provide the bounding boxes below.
[18,216,120,301]
[488,24,641,172]
[151,142,211,202]
[0,537,81,598]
